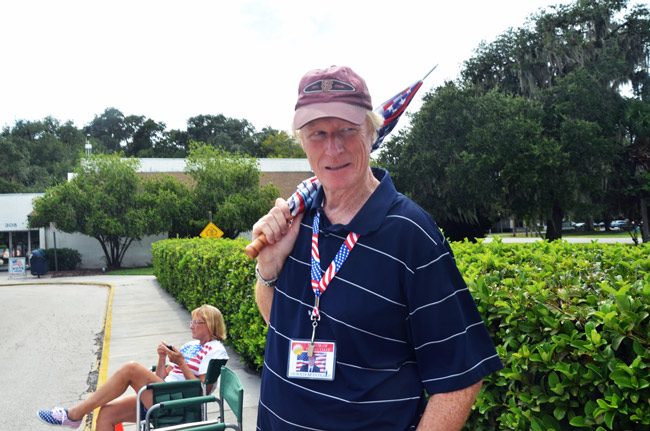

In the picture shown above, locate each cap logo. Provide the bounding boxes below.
[303,79,355,94]
[322,79,333,92]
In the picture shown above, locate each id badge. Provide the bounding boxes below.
[287,339,336,381]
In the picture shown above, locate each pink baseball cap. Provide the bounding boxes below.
[293,65,373,130]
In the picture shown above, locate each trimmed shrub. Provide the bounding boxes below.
[152,238,266,370]
[152,237,649,429]
[43,247,82,271]
[456,239,650,430]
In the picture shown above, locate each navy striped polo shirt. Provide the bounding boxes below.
[257,168,502,430]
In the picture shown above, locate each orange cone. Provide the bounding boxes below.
[114,423,124,431]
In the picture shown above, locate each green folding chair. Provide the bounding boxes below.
[136,358,228,431]
[161,423,237,431]
[217,366,244,431]
[151,366,244,431]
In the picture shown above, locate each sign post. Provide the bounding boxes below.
[50,222,59,271]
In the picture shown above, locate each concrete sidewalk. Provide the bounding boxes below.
[0,272,260,430]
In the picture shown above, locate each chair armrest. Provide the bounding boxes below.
[147,379,202,391]
[150,421,228,431]
[138,379,205,427]
[144,396,218,431]
[150,395,218,412]
[188,425,228,431]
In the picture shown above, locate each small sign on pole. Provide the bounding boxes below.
[200,222,224,239]
[9,257,26,279]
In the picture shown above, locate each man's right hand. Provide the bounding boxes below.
[252,198,304,279]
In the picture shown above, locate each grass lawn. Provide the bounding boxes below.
[489,230,632,239]
[107,267,155,275]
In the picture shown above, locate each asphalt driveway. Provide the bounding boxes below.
[0,283,108,431]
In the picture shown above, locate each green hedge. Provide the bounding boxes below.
[153,237,649,430]
[43,247,82,270]
[456,240,649,430]
[152,238,266,370]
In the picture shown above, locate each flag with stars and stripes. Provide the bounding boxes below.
[295,351,327,372]
[289,176,319,216]
[372,79,424,151]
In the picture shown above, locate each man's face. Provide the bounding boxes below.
[300,117,373,192]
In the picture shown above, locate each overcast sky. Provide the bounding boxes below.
[1,0,580,134]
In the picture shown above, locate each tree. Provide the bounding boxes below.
[615,98,650,242]
[463,1,650,98]
[186,114,258,155]
[1,118,85,191]
[29,155,189,268]
[141,174,194,238]
[165,129,190,157]
[184,144,279,238]
[538,69,626,239]
[129,118,168,157]
[256,128,305,158]
[152,128,188,158]
[85,108,136,153]
[85,108,177,157]
[0,135,29,192]
[378,83,550,240]
[455,0,649,239]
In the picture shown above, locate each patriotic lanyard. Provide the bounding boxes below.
[308,211,359,355]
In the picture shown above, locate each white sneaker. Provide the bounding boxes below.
[36,407,82,428]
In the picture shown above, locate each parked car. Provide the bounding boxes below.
[572,222,586,231]
[610,219,631,230]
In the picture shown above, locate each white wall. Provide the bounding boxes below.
[135,157,311,173]
[0,193,164,269]
[2,158,312,269]
[0,193,42,231]
[42,230,167,269]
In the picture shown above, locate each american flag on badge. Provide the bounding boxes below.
[295,352,327,372]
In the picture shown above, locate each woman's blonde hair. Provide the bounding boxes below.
[192,304,227,341]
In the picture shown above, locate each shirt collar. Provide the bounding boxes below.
[309,167,397,236]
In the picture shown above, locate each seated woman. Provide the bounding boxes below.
[37,304,228,430]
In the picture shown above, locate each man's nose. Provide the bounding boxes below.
[324,132,345,154]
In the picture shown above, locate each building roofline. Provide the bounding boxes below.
[133,158,311,173]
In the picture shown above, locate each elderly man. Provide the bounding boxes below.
[252,65,502,430]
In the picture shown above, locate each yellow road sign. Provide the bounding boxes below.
[200,222,224,239]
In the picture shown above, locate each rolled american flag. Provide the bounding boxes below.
[244,176,320,258]
[244,66,436,259]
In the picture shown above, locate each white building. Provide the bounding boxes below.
[0,193,167,270]
[0,193,43,267]
[0,158,312,270]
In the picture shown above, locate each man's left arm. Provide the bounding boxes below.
[416,380,482,431]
